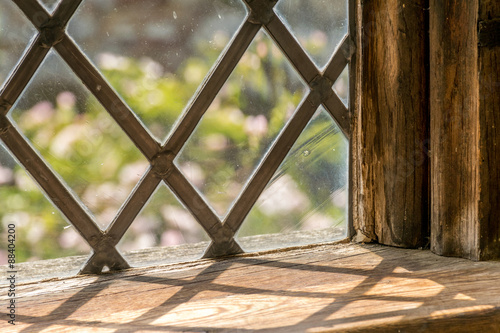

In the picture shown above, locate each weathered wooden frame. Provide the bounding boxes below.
[353,0,499,261]
[430,0,500,260]
[0,0,355,273]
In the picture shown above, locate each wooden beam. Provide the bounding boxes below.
[353,0,429,247]
[430,0,499,260]
[478,0,500,260]
[430,0,479,259]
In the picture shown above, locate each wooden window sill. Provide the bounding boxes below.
[2,242,500,332]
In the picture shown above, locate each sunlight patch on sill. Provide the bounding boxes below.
[430,305,495,318]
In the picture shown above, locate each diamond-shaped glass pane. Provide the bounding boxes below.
[176,30,308,217]
[237,106,348,252]
[9,51,149,229]
[0,1,37,90]
[67,0,247,142]
[119,183,210,267]
[333,65,349,107]
[0,145,91,264]
[276,0,348,69]
[38,0,61,13]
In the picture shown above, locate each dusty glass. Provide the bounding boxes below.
[0,0,351,268]
[118,183,210,267]
[176,31,307,217]
[67,0,247,142]
[9,51,149,230]
[276,0,348,69]
[237,106,348,251]
[0,1,37,90]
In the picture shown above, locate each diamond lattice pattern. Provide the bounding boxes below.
[0,0,350,273]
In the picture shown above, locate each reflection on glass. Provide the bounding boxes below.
[0,148,91,263]
[67,0,247,142]
[0,1,37,90]
[333,65,349,107]
[119,183,210,267]
[1,1,350,263]
[39,0,61,13]
[176,30,307,217]
[237,106,348,251]
[9,51,149,229]
[276,0,348,69]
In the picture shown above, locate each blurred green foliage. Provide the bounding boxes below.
[0,31,348,263]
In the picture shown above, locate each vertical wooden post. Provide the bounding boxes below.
[478,0,500,260]
[430,0,500,260]
[353,0,429,247]
[430,0,480,259]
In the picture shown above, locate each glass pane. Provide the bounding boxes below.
[38,0,61,13]
[333,65,349,107]
[67,0,247,142]
[0,145,91,264]
[237,106,348,252]
[0,1,37,90]
[8,51,149,229]
[276,0,348,69]
[119,183,210,267]
[176,30,307,217]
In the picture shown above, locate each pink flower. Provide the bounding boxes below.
[56,91,76,110]
[244,115,268,137]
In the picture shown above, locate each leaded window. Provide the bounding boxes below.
[0,0,354,274]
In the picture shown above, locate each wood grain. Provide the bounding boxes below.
[430,0,500,260]
[1,243,499,332]
[429,0,480,259]
[478,0,500,260]
[353,0,429,247]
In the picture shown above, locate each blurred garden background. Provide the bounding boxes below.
[0,0,349,263]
